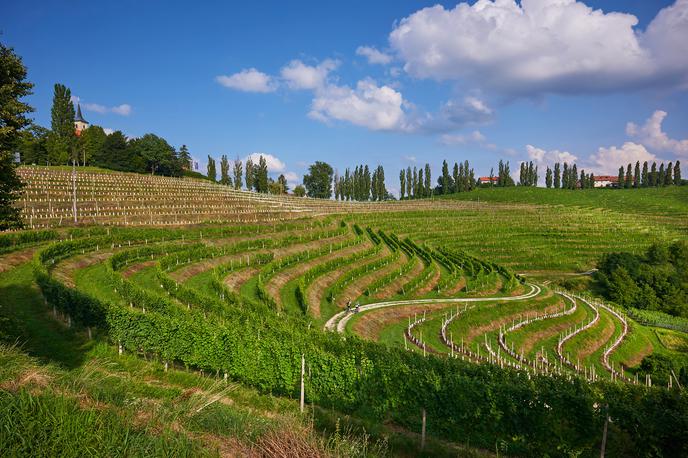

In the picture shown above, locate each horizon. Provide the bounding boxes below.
[4,0,688,194]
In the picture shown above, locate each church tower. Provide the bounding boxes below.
[74,103,89,136]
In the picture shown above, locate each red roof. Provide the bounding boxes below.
[593,176,618,182]
[479,176,498,182]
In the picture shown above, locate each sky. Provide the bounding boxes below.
[4,0,688,193]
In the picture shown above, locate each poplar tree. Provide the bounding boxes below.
[625,163,633,188]
[554,163,561,189]
[666,162,673,186]
[245,158,254,190]
[207,155,216,181]
[256,155,269,193]
[233,157,243,189]
[634,161,640,188]
[650,162,657,187]
[424,163,432,196]
[219,155,231,185]
[47,83,75,164]
[545,167,553,188]
[571,164,578,189]
[642,161,649,187]
[658,163,665,187]
[406,167,412,199]
[441,160,450,194]
[453,162,460,193]
[675,161,682,185]
[417,168,424,198]
[618,166,625,188]
[1,43,33,229]
[399,169,406,200]
[562,163,569,189]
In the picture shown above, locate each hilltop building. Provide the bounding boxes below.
[592,175,618,188]
[478,176,499,185]
[74,104,89,136]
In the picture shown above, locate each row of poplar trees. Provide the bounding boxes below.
[618,161,681,188]
[333,165,388,201]
[206,154,289,194]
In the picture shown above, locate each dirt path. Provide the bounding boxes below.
[51,250,115,287]
[372,255,424,299]
[442,276,466,296]
[224,267,259,292]
[122,261,157,279]
[335,246,401,306]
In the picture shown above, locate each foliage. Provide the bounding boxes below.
[303,161,333,199]
[595,241,688,317]
[0,42,33,230]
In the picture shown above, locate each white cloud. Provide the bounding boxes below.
[283,171,300,189]
[216,68,277,93]
[441,130,487,146]
[404,155,417,162]
[111,104,132,116]
[280,59,339,90]
[526,145,578,168]
[588,142,659,174]
[626,110,688,156]
[71,96,132,116]
[242,153,286,172]
[103,128,114,135]
[309,79,407,131]
[389,0,688,96]
[356,46,393,65]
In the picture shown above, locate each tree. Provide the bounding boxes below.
[293,184,306,197]
[618,166,625,189]
[666,162,673,186]
[406,167,412,199]
[571,164,578,189]
[624,163,632,188]
[219,155,231,185]
[441,160,450,194]
[178,145,192,170]
[658,163,665,187]
[634,161,641,188]
[545,167,553,188]
[424,163,432,196]
[245,158,254,190]
[18,124,49,165]
[554,163,561,189]
[399,169,406,200]
[207,155,216,181]
[675,161,682,185]
[233,157,243,190]
[0,43,33,229]
[417,168,424,198]
[46,83,75,165]
[562,163,569,189]
[303,161,333,198]
[650,162,657,187]
[453,162,460,193]
[129,134,177,175]
[277,174,288,194]
[642,161,649,187]
[78,125,106,166]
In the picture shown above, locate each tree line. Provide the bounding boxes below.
[617,160,682,188]
[333,164,389,201]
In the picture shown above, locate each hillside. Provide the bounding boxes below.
[2,167,687,456]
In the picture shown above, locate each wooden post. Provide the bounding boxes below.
[300,354,305,413]
[421,408,426,451]
[600,409,609,458]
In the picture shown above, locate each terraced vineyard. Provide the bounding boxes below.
[2,168,687,456]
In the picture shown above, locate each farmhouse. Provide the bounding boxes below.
[592,175,619,188]
[478,176,499,185]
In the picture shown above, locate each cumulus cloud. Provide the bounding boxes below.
[389,0,688,96]
[588,142,659,174]
[356,46,393,65]
[282,171,300,189]
[71,96,132,116]
[280,59,339,90]
[216,68,277,93]
[309,79,407,131]
[626,110,688,156]
[242,153,286,172]
[526,145,578,167]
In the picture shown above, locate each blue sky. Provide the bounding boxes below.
[4,0,688,192]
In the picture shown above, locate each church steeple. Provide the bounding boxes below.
[74,103,89,136]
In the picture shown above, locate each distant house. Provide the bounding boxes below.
[478,176,499,185]
[593,175,619,188]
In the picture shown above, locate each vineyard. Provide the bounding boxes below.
[1,167,687,457]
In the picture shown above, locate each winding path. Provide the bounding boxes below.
[325,283,541,333]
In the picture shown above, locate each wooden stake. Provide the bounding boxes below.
[300,354,305,413]
[421,408,426,451]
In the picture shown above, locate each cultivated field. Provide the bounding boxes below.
[1,167,687,456]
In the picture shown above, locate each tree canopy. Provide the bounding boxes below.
[303,161,333,198]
